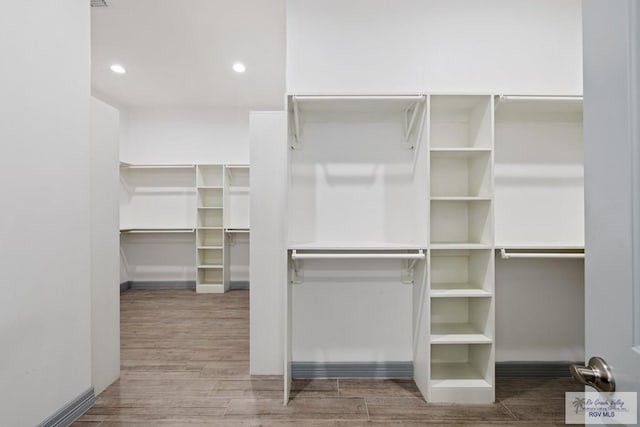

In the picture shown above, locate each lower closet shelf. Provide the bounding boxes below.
[431,362,492,388]
[196,283,225,293]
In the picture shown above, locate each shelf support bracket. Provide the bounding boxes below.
[401,249,424,284]
[405,96,427,146]
[405,100,420,142]
[292,97,301,146]
[411,96,428,172]
[291,250,303,284]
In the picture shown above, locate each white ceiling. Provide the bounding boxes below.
[91,0,286,109]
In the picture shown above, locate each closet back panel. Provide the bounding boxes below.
[495,106,583,246]
[120,169,196,229]
[120,234,196,281]
[289,110,427,246]
[291,258,413,361]
[226,168,250,229]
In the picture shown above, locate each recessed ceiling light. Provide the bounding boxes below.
[232,62,246,73]
[110,64,126,74]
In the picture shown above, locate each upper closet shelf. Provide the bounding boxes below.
[225,228,250,233]
[499,248,584,260]
[120,228,195,234]
[290,94,427,145]
[495,95,583,115]
[120,162,196,169]
[496,244,584,250]
[289,241,425,251]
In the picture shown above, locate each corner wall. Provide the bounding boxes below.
[91,97,121,394]
[0,1,92,424]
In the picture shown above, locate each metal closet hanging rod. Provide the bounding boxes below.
[500,248,584,260]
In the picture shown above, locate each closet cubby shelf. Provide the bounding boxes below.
[430,342,493,392]
[430,363,492,389]
[430,326,492,344]
[431,244,493,250]
[430,148,492,155]
[430,197,492,201]
[430,285,492,298]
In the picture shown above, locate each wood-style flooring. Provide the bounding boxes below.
[75,289,582,426]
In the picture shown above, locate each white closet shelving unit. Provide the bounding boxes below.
[120,162,250,293]
[284,94,430,402]
[275,94,583,405]
[196,165,225,293]
[428,95,495,403]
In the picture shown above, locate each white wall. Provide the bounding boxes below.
[122,108,249,164]
[249,112,287,374]
[91,97,121,394]
[120,108,251,284]
[0,1,92,424]
[287,0,582,95]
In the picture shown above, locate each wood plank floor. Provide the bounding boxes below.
[75,289,582,426]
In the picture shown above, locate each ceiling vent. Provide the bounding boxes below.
[91,0,108,7]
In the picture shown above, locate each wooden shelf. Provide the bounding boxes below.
[198,265,223,269]
[197,246,223,250]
